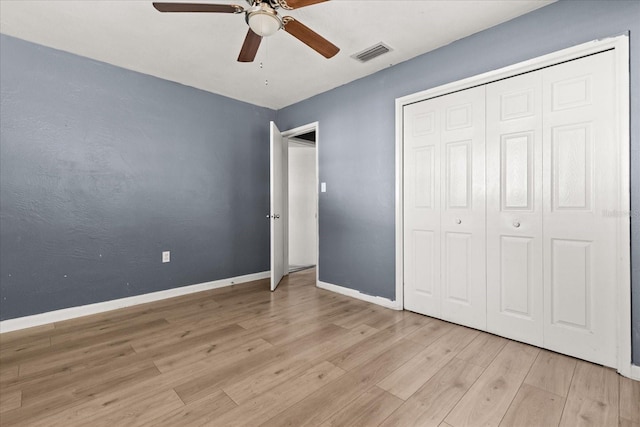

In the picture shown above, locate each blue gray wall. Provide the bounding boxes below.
[0,34,275,321]
[276,0,640,362]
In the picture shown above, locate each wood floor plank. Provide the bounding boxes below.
[619,375,640,423]
[321,306,371,326]
[328,329,397,371]
[499,383,565,427]
[43,307,191,345]
[256,317,340,347]
[223,301,344,335]
[0,392,72,426]
[380,357,485,427]
[0,318,171,368]
[213,361,346,427]
[320,386,403,427]
[380,313,434,337]
[52,307,208,347]
[0,364,19,382]
[261,339,423,427]
[0,389,21,413]
[524,349,576,397]
[619,417,640,427]
[15,350,237,426]
[16,342,136,378]
[153,337,272,373]
[334,307,389,329]
[224,356,313,404]
[1,363,162,426]
[129,323,246,353]
[141,390,236,427]
[21,355,210,426]
[20,359,161,407]
[174,323,347,404]
[1,344,138,399]
[223,324,377,404]
[131,335,276,401]
[0,323,54,345]
[559,395,618,427]
[567,360,619,405]
[456,332,507,368]
[405,318,455,347]
[236,294,344,330]
[377,325,479,400]
[559,360,619,427]
[362,310,406,330]
[328,318,427,372]
[47,389,184,427]
[445,341,539,427]
[0,336,50,359]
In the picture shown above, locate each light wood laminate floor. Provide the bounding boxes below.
[1,268,638,426]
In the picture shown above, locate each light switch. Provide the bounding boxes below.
[162,251,170,263]
[321,182,327,193]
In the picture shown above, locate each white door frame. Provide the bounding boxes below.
[281,122,320,285]
[395,35,632,377]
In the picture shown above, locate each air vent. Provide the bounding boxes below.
[351,43,392,63]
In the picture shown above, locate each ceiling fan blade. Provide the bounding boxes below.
[283,18,339,59]
[279,0,328,9]
[238,29,262,62]
[152,3,243,13]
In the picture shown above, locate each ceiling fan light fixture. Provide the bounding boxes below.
[247,4,282,37]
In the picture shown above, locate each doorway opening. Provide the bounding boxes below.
[286,130,317,274]
[270,121,319,291]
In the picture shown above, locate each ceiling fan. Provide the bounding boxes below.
[152,0,340,62]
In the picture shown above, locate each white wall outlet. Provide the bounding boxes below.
[162,251,170,263]
[321,182,327,192]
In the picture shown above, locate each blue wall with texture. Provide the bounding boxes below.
[0,34,276,320]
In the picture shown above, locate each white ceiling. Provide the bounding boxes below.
[0,0,554,109]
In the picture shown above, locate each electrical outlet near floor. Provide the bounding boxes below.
[162,251,170,263]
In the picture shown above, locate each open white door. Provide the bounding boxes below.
[270,122,285,291]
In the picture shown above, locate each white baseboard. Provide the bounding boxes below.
[0,271,270,334]
[631,364,640,381]
[317,281,402,310]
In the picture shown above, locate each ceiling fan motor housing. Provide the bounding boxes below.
[245,2,283,36]
[247,0,290,9]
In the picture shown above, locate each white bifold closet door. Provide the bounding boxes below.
[404,86,486,330]
[541,51,617,367]
[486,71,544,346]
[405,50,619,368]
[403,96,442,317]
[486,51,618,365]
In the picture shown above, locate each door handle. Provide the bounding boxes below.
[513,221,521,228]
[455,218,462,225]
[274,214,280,219]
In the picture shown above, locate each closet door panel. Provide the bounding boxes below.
[486,72,543,345]
[439,86,486,330]
[542,50,617,367]
[403,99,442,317]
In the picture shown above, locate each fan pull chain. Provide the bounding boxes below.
[263,37,269,86]
[260,61,268,85]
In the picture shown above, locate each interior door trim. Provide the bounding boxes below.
[394,35,632,378]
